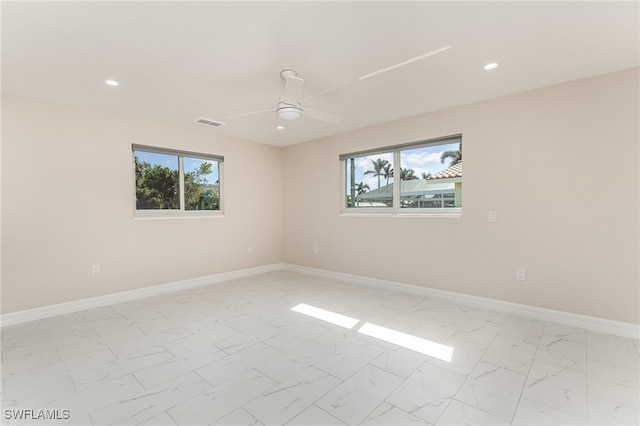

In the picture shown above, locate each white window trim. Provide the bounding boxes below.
[340,134,462,217]
[132,145,224,219]
[339,210,462,219]
[133,210,225,220]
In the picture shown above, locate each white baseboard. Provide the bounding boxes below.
[3,262,638,340]
[0,263,284,328]
[281,264,640,340]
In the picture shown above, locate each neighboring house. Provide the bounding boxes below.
[425,161,462,208]
[202,183,220,196]
[357,162,462,208]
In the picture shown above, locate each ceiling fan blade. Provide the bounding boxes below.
[282,75,304,105]
[358,45,451,81]
[302,108,343,123]
[302,80,351,102]
[226,108,275,119]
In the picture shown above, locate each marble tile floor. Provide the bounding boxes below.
[1,270,638,425]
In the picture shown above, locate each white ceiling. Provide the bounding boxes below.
[2,1,638,147]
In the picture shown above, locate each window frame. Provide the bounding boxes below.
[132,144,224,219]
[339,134,462,217]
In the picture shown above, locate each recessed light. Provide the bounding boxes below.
[484,62,499,71]
[276,125,284,130]
[105,79,119,86]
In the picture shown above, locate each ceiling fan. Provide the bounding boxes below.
[228,70,344,123]
[227,45,451,125]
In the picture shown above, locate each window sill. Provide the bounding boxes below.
[339,210,461,219]
[134,211,225,220]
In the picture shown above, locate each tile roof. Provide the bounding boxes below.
[427,161,462,180]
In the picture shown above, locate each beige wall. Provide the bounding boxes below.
[2,68,638,324]
[1,94,283,313]
[282,68,639,324]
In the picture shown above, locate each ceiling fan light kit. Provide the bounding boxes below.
[277,105,302,120]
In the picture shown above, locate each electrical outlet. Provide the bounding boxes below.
[91,264,101,276]
[516,268,526,281]
[488,211,497,222]
[313,246,319,255]
[248,246,254,254]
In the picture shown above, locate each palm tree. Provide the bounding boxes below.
[421,172,432,179]
[355,182,370,195]
[440,143,462,166]
[364,158,389,188]
[383,163,393,185]
[400,168,418,180]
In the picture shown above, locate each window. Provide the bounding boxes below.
[133,145,223,217]
[341,134,462,215]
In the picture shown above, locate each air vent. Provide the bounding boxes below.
[195,117,225,127]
